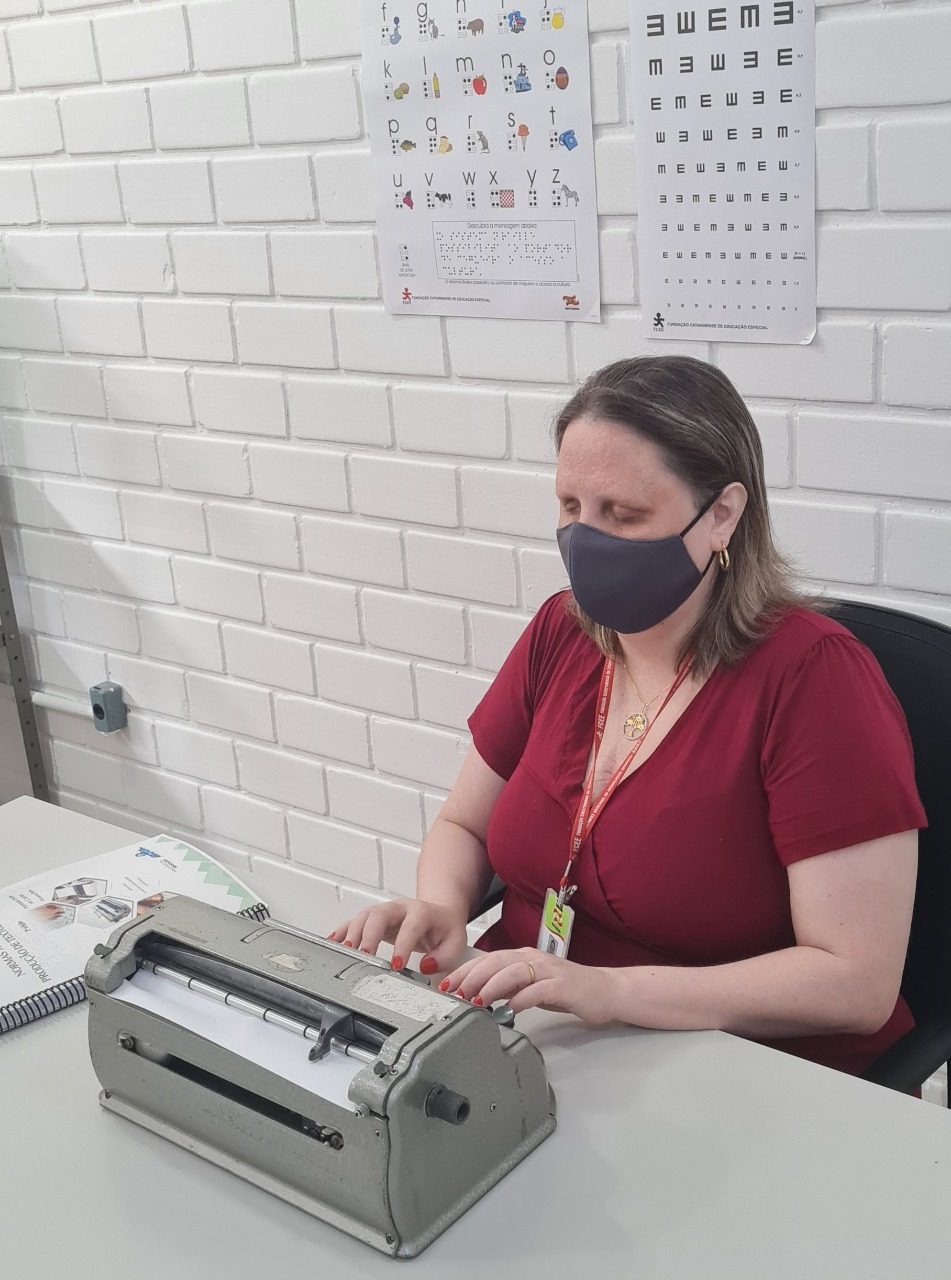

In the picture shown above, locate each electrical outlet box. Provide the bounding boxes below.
[89,683,127,733]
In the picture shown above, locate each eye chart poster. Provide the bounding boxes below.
[630,1,816,344]
[361,1,601,322]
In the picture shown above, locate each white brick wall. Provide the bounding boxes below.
[2,0,950,935]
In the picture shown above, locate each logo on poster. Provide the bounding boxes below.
[402,287,413,304]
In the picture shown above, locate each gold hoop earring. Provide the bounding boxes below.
[718,547,730,572]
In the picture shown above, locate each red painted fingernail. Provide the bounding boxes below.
[471,996,483,1007]
[360,947,372,954]
[455,988,465,997]
[392,955,404,971]
[343,940,354,948]
[419,956,438,975]
[327,931,337,940]
[438,979,451,991]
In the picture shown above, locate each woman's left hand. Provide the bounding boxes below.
[439,947,618,1022]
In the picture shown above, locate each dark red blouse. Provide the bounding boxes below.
[469,593,927,1075]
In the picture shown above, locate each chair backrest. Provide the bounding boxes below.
[829,600,951,1024]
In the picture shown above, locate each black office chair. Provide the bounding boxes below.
[470,600,951,1100]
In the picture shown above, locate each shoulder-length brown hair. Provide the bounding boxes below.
[555,356,816,676]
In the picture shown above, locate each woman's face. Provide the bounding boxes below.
[555,415,716,573]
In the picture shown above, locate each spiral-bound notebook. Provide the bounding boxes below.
[0,834,268,1034]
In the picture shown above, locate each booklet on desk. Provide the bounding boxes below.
[0,834,268,1033]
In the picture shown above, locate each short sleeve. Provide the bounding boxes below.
[468,592,572,780]
[762,633,927,865]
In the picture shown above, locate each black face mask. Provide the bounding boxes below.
[556,497,718,635]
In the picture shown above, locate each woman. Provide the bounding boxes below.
[332,356,925,1075]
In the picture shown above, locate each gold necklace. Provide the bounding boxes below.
[620,660,679,740]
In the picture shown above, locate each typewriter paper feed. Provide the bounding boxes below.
[630,0,816,344]
[362,0,601,321]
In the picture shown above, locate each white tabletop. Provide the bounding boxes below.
[3,795,951,1278]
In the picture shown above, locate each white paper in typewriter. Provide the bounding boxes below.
[630,0,816,344]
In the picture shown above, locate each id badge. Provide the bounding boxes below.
[536,888,574,959]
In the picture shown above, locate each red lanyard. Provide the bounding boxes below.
[556,657,692,908]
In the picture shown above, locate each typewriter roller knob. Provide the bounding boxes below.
[425,1084,470,1125]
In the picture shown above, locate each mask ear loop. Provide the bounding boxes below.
[679,490,722,576]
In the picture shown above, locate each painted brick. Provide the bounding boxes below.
[20,529,93,588]
[149,76,250,150]
[235,304,335,370]
[248,857,340,933]
[288,810,379,883]
[203,786,286,855]
[45,478,122,539]
[335,307,445,377]
[878,120,951,212]
[213,155,315,223]
[63,591,139,652]
[94,5,190,82]
[271,229,379,299]
[188,671,274,739]
[769,499,877,587]
[817,225,951,311]
[312,150,374,223]
[189,0,295,71]
[58,297,144,358]
[264,572,360,642]
[120,159,215,225]
[276,695,369,767]
[884,513,951,596]
[415,665,491,733]
[447,318,569,383]
[392,385,506,458]
[470,606,530,673]
[124,761,201,827]
[249,443,348,512]
[237,741,326,812]
[751,406,791,490]
[208,502,300,569]
[76,424,160,486]
[52,740,125,805]
[883,323,951,411]
[351,455,457,527]
[0,93,61,157]
[519,547,569,610]
[4,232,82,290]
[590,40,620,125]
[380,837,418,898]
[0,357,27,409]
[816,9,951,108]
[95,542,175,602]
[717,321,876,404]
[173,556,263,622]
[800,412,951,502]
[287,377,391,447]
[461,466,557,539]
[405,531,517,606]
[296,0,361,57]
[143,300,233,362]
[315,646,413,717]
[223,622,314,693]
[0,296,61,352]
[160,435,250,497]
[815,124,869,211]
[423,792,445,831]
[0,167,38,225]
[35,634,106,690]
[249,65,360,144]
[600,224,638,306]
[3,416,77,473]
[8,15,97,88]
[0,473,46,526]
[588,0,628,33]
[34,162,122,223]
[192,369,285,436]
[371,719,468,792]
[363,590,466,663]
[595,133,636,214]
[121,491,207,554]
[140,607,223,672]
[156,721,237,787]
[59,86,151,154]
[83,711,157,765]
[171,232,270,296]
[327,768,422,843]
[573,311,709,378]
[104,364,191,427]
[509,392,559,465]
[82,233,173,294]
[23,358,105,417]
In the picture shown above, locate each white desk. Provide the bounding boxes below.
[3,795,951,1278]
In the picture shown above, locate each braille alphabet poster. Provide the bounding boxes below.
[361,1,601,322]
[630,1,816,344]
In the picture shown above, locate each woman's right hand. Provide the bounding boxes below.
[328,898,470,976]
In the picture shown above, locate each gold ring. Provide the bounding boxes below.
[524,961,536,985]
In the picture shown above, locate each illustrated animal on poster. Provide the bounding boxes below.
[560,183,580,206]
[477,129,489,152]
[467,17,484,34]
[390,15,401,43]
[428,17,440,38]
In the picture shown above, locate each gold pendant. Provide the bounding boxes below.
[623,712,648,739]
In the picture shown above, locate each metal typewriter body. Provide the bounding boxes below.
[85,897,556,1258]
